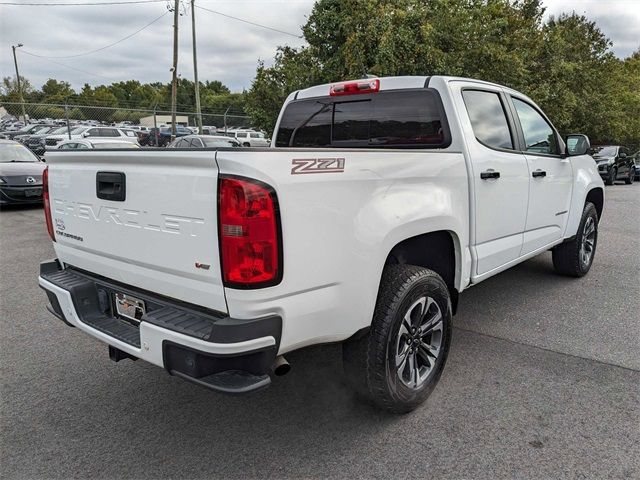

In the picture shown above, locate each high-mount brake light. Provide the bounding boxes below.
[43,167,55,242]
[329,78,380,96]
[218,176,281,288]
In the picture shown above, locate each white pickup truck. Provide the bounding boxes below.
[39,76,604,412]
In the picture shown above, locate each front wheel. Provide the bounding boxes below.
[343,265,452,413]
[552,202,598,277]
[625,168,634,184]
[605,167,616,185]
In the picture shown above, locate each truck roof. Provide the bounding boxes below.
[293,75,525,100]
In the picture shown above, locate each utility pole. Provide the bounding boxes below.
[191,0,203,134]
[223,107,230,134]
[11,44,27,124]
[170,0,180,140]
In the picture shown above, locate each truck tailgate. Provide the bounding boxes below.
[46,150,226,313]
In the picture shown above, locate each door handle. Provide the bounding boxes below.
[480,170,500,180]
[96,171,126,201]
[532,169,547,178]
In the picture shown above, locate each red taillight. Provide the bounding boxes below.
[43,167,55,242]
[218,176,281,288]
[330,78,380,96]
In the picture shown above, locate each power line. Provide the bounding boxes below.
[195,4,302,38]
[20,53,113,80]
[21,11,169,59]
[0,0,166,5]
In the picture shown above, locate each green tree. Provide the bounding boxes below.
[1,75,35,102]
[108,80,143,107]
[202,80,231,96]
[246,47,323,134]
[247,0,545,133]
[529,13,618,144]
[41,78,75,104]
[246,0,639,147]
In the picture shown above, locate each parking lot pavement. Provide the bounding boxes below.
[1,185,639,479]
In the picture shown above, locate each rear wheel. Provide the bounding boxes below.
[605,167,616,185]
[552,202,598,277]
[343,265,452,413]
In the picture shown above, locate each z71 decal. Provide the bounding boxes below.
[291,158,345,175]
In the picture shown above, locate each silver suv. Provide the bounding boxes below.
[233,130,269,147]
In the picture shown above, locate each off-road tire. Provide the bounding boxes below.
[343,265,452,414]
[552,202,598,277]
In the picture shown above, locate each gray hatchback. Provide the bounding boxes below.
[0,140,46,205]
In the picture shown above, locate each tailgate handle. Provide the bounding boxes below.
[96,171,126,201]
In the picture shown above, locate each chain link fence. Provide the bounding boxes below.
[1,101,254,149]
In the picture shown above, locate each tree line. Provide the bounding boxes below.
[0,77,248,124]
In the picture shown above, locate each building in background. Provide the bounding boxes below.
[139,115,188,127]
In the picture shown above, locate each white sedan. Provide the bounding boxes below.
[55,138,141,150]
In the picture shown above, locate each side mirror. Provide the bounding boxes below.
[565,134,590,156]
[619,152,627,158]
[82,132,90,138]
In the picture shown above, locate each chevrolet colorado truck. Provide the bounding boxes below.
[39,76,604,413]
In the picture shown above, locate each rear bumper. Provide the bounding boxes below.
[39,260,281,394]
[0,185,43,204]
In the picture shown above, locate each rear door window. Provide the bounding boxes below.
[276,89,448,148]
[98,128,119,137]
[462,90,514,150]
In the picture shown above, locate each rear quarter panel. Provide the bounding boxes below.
[216,148,470,353]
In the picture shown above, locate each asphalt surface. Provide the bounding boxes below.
[1,184,639,479]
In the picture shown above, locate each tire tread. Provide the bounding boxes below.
[343,265,451,413]
[552,202,598,277]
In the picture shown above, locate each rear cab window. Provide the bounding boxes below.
[275,89,450,148]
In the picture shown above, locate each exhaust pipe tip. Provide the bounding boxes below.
[272,355,291,376]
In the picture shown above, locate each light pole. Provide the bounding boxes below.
[170,0,179,140]
[191,0,203,134]
[11,43,27,123]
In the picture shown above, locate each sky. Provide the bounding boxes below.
[0,0,639,94]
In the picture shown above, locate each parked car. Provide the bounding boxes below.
[39,76,604,413]
[0,139,46,205]
[1,121,25,132]
[591,145,634,185]
[56,138,141,150]
[143,126,191,147]
[167,135,241,148]
[13,124,57,144]
[2,123,51,140]
[45,126,139,150]
[25,126,70,156]
[633,154,640,181]
[233,130,270,147]
[126,125,151,134]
